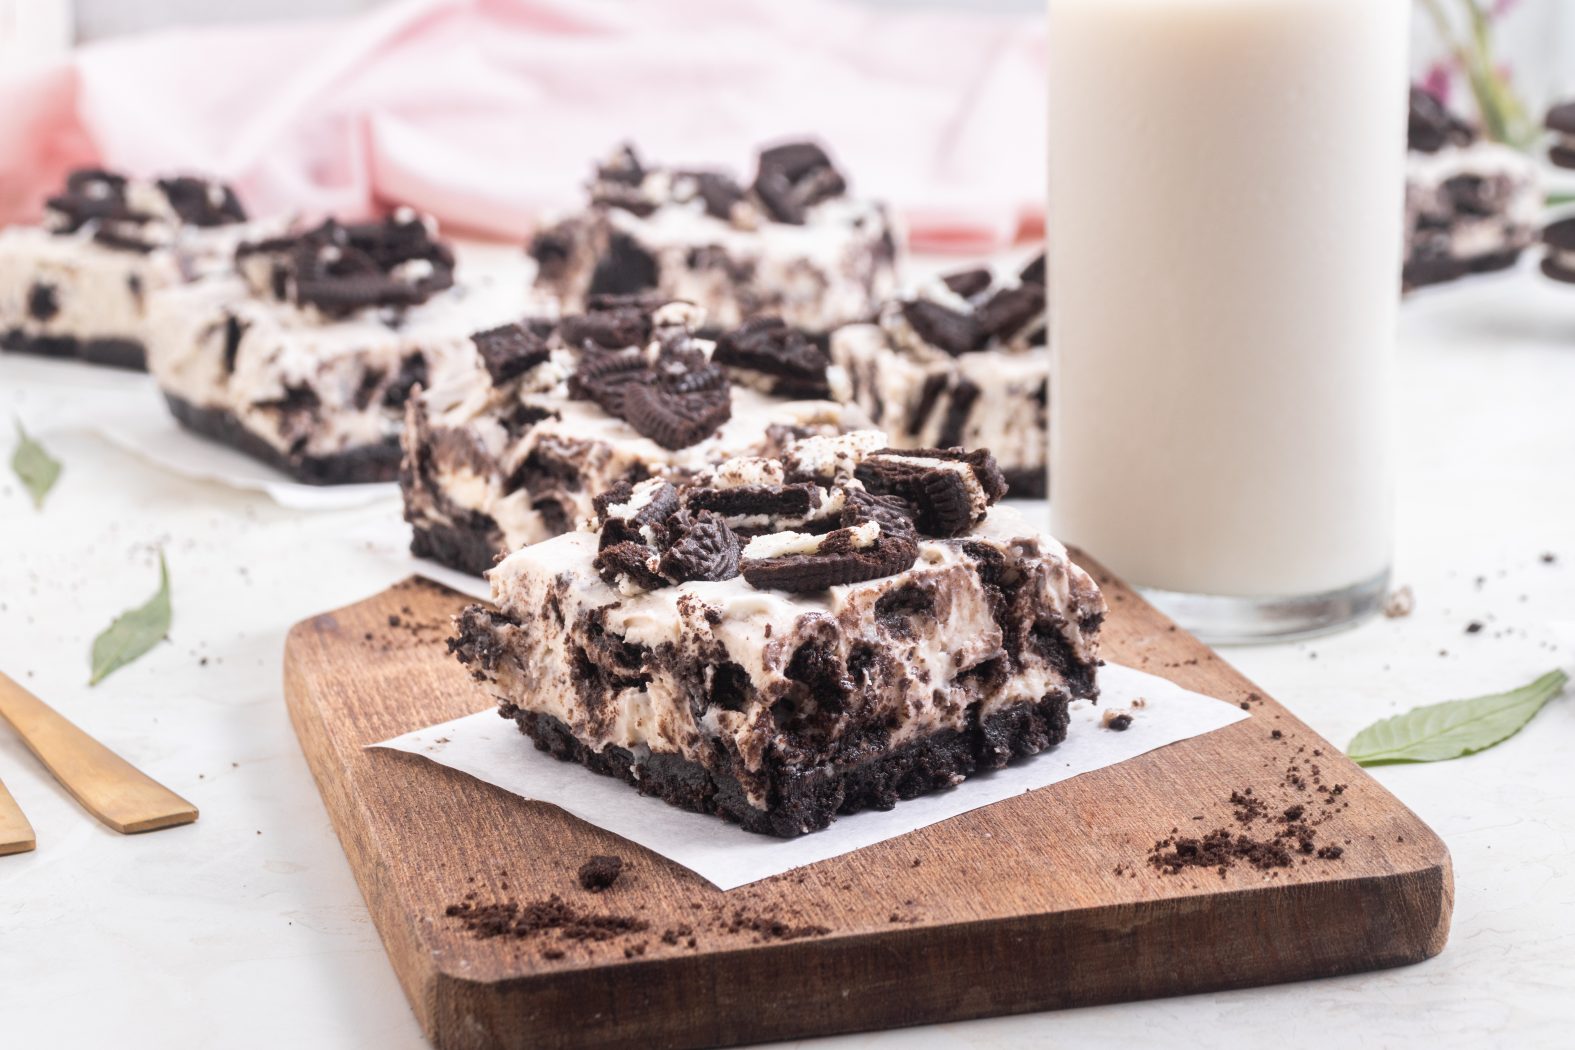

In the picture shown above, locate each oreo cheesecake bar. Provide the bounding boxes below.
[452,433,1105,837]
[1405,87,1541,291]
[402,294,864,574]
[529,143,899,333]
[146,211,524,484]
[0,169,257,369]
[1547,101,1575,170]
[829,256,1048,497]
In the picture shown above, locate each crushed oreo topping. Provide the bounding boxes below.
[941,268,993,299]
[1018,253,1046,287]
[566,311,732,448]
[740,488,918,593]
[752,141,847,225]
[473,322,553,384]
[157,176,247,227]
[855,447,1007,537]
[712,317,832,399]
[43,169,244,249]
[238,212,456,317]
[1409,86,1476,154]
[900,299,980,357]
[591,481,742,593]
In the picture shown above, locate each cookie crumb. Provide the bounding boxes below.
[1101,711,1133,731]
[1382,585,1415,619]
[577,855,625,893]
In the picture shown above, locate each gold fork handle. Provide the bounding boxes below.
[0,672,197,834]
[0,774,35,855]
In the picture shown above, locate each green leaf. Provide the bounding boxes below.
[1548,191,1575,209]
[11,419,61,509]
[1348,670,1568,766]
[89,553,173,686]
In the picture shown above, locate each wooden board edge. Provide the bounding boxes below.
[411,860,1453,1050]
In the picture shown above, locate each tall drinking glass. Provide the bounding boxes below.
[1047,0,1411,642]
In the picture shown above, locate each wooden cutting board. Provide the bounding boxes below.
[283,557,1451,1050]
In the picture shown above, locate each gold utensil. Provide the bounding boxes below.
[0,773,35,855]
[0,672,197,834]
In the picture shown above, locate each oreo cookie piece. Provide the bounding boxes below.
[855,447,1006,537]
[570,349,650,414]
[528,223,576,282]
[254,215,457,317]
[596,480,682,549]
[712,317,832,398]
[900,299,981,357]
[941,268,992,299]
[751,141,847,225]
[689,171,746,221]
[1543,217,1575,284]
[1409,87,1475,154]
[1548,102,1575,170]
[597,144,647,186]
[473,323,552,384]
[1019,253,1046,286]
[740,491,918,593]
[157,176,247,227]
[45,170,148,234]
[975,282,1045,342]
[683,483,821,524]
[658,512,742,583]
[593,540,667,593]
[622,383,731,450]
[561,303,652,350]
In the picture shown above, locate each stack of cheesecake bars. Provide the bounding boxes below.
[0,91,1553,834]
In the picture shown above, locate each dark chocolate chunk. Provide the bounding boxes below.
[587,231,659,297]
[941,268,992,299]
[26,283,58,322]
[975,282,1045,342]
[900,299,981,356]
[658,512,742,583]
[712,317,831,398]
[1019,253,1046,286]
[473,323,551,384]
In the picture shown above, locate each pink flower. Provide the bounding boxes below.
[1422,63,1453,105]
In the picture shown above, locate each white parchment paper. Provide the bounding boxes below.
[370,663,1249,890]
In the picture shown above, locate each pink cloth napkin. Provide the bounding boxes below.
[0,0,1047,252]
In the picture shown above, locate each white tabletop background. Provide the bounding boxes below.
[1,260,1571,1047]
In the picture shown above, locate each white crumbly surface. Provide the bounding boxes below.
[830,320,1048,478]
[481,504,1101,809]
[146,272,524,458]
[414,360,865,550]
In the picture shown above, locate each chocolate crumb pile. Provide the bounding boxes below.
[444,895,649,944]
[1146,731,1352,878]
[577,855,624,893]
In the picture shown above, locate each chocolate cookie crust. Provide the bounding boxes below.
[165,393,402,484]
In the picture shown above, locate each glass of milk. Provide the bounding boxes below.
[1047,0,1410,642]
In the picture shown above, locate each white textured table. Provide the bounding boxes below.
[1,266,1570,1048]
